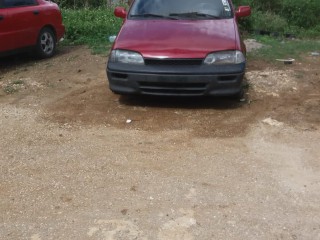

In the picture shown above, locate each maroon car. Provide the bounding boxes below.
[0,0,65,58]
[107,0,251,97]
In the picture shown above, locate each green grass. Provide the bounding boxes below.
[248,36,320,62]
[3,80,25,94]
[3,85,18,94]
[62,8,123,54]
[12,80,24,85]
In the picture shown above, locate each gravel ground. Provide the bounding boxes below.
[0,46,320,240]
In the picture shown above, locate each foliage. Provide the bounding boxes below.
[3,85,18,94]
[248,36,320,61]
[304,25,320,38]
[233,0,320,36]
[281,0,320,29]
[251,11,288,33]
[62,8,123,53]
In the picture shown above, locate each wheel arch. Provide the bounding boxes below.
[40,25,57,42]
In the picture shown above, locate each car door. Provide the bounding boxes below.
[0,0,41,52]
[0,1,10,52]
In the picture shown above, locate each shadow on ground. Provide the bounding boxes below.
[0,47,70,74]
[45,84,255,138]
[119,95,243,110]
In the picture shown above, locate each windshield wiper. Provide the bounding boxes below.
[169,12,221,19]
[130,13,178,20]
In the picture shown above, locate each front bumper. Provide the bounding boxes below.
[107,62,245,96]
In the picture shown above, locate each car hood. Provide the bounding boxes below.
[114,19,237,59]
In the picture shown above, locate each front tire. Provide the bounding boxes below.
[36,27,56,58]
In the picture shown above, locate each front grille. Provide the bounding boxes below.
[138,81,208,95]
[144,59,203,66]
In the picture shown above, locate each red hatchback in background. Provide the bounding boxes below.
[0,0,65,58]
[107,0,251,98]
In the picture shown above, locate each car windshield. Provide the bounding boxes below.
[129,0,233,20]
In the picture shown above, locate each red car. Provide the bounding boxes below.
[107,0,251,97]
[0,0,65,58]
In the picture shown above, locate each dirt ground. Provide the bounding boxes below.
[0,46,319,240]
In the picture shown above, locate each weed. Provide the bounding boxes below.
[12,80,24,85]
[3,85,18,94]
[46,83,55,88]
[3,80,25,94]
[242,82,251,90]
[294,74,304,79]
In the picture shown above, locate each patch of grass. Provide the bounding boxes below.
[66,54,79,61]
[248,36,320,62]
[62,8,123,54]
[46,83,55,88]
[12,80,24,85]
[2,80,25,94]
[3,85,18,94]
[242,82,251,90]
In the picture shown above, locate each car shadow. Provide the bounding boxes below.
[0,52,34,72]
[118,95,244,110]
[0,47,68,74]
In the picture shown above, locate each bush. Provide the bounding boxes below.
[62,8,123,52]
[63,8,121,40]
[234,0,320,37]
[281,0,320,29]
[251,11,288,33]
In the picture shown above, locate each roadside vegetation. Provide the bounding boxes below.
[60,0,320,55]
[249,36,320,61]
[61,8,123,54]
[233,0,320,38]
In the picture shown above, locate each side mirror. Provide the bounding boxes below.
[236,6,251,18]
[114,7,127,19]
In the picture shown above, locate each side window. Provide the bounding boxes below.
[3,0,37,8]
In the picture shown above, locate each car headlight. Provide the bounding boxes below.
[110,50,144,65]
[204,51,245,65]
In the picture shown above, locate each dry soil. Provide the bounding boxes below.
[0,46,319,240]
